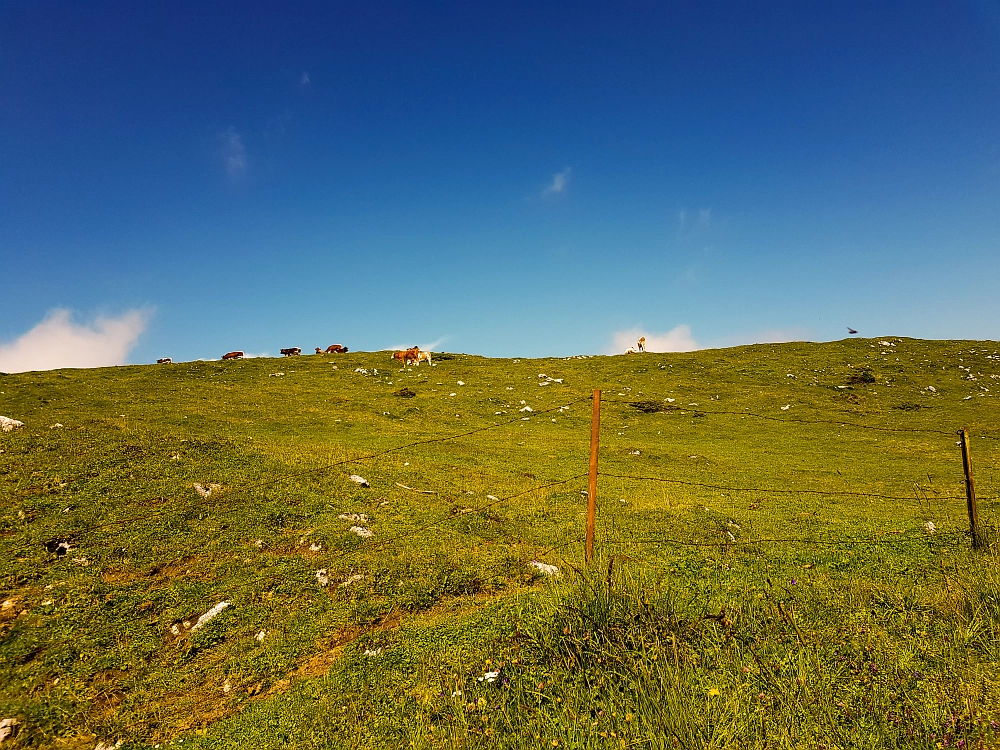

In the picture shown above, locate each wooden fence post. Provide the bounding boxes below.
[586,390,601,564]
[958,427,981,550]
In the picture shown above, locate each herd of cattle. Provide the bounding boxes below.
[154,339,648,365]
[154,344,435,366]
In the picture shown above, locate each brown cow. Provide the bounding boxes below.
[222,351,244,360]
[156,358,172,364]
[392,347,419,366]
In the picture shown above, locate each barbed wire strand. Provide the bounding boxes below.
[601,398,958,437]
[596,471,971,503]
[2,397,591,557]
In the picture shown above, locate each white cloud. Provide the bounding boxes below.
[544,167,571,196]
[385,337,449,352]
[0,309,149,373]
[299,71,311,87]
[610,326,699,354]
[222,127,247,177]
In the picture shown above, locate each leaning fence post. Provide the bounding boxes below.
[586,390,601,564]
[958,427,981,550]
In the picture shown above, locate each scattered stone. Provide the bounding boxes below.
[255,630,266,642]
[0,718,20,743]
[348,475,370,487]
[49,423,64,429]
[338,574,364,589]
[0,416,24,432]
[363,648,382,657]
[924,521,936,534]
[72,557,89,566]
[349,526,373,538]
[193,483,222,498]
[338,513,369,522]
[190,601,231,632]
[316,570,330,587]
[530,561,560,577]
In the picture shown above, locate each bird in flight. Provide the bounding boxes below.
[847,327,858,335]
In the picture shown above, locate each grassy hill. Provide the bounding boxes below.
[2,338,999,748]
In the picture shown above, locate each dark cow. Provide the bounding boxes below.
[222,351,244,360]
[280,347,302,357]
[316,344,348,354]
[156,358,173,364]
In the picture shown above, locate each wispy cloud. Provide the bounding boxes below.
[609,326,699,354]
[385,336,449,352]
[0,309,149,373]
[677,207,713,233]
[221,127,247,177]
[299,71,311,88]
[543,167,571,196]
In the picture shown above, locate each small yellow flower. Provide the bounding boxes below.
[708,688,721,697]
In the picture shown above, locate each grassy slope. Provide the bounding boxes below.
[1,338,999,748]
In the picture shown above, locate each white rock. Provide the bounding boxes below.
[316,569,330,587]
[350,526,373,538]
[338,513,369,523]
[49,423,64,429]
[363,648,382,657]
[191,601,231,632]
[309,542,322,552]
[0,718,20,743]
[924,521,936,534]
[519,406,533,412]
[530,560,560,577]
[348,475,370,487]
[338,574,364,588]
[780,405,790,411]
[0,416,24,432]
[925,385,937,392]
[255,630,266,642]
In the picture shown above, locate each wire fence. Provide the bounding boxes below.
[4,390,996,583]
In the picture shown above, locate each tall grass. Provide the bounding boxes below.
[415,551,1000,748]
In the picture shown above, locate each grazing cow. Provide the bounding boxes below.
[624,347,636,355]
[222,351,244,360]
[157,358,173,364]
[414,350,432,365]
[325,344,348,353]
[392,347,419,366]
[280,347,302,357]
[637,337,646,353]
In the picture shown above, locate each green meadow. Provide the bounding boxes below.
[1,338,999,749]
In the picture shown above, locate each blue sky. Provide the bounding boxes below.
[2,1,999,369]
